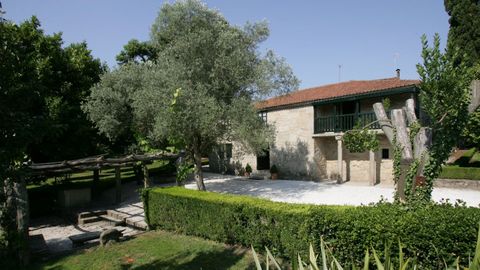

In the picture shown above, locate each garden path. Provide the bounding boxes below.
[186,173,480,207]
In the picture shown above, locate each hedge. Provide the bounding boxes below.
[439,166,480,180]
[143,187,480,269]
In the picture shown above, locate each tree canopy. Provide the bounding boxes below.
[116,39,158,65]
[83,0,299,190]
[0,17,106,164]
[444,0,480,148]
[445,0,480,68]
[0,16,105,266]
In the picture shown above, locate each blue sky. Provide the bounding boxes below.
[3,0,449,89]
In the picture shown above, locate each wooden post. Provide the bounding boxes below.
[369,150,376,185]
[143,163,151,188]
[92,169,99,198]
[115,167,121,204]
[14,176,30,266]
[336,135,343,183]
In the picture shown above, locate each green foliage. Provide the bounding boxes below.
[84,0,299,189]
[176,162,194,185]
[269,164,278,174]
[245,163,252,173]
[439,166,480,180]
[252,226,480,270]
[444,0,480,68]
[407,122,421,146]
[0,17,106,163]
[0,16,105,266]
[405,159,420,202]
[417,34,474,201]
[116,39,157,65]
[463,109,480,147]
[30,230,255,269]
[382,97,391,111]
[343,122,379,153]
[471,152,480,166]
[144,187,480,269]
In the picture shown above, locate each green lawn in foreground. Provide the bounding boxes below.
[30,230,255,270]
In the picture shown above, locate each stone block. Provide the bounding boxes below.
[58,188,91,209]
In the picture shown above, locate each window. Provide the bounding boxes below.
[382,148,389,159]
[217,143,232,159]
[259,112,267,123]
[224,143,232,159]
[256,149,270,170]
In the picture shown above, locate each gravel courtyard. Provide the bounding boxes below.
[185,173,480,207]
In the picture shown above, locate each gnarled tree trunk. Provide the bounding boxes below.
[193,138,206,191]
[373,98,431,201]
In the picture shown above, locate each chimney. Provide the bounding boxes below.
[396,69,400,79]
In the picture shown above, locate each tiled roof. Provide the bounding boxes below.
[256,77,420,110]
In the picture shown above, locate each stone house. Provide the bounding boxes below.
[210,72,420,184]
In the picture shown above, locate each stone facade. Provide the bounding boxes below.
[215,94,411,184]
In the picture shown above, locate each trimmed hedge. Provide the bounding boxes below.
[143,187,480,269]
[440,166,480,180]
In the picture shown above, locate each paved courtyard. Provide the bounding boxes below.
[185,173,480,207]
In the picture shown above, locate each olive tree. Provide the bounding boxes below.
[83,0,299,190]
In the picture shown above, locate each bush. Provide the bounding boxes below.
[439,166,480,180]
[269,164,278,174]
[471,151,480,166]
[143,187,480,269]
[245,163,252,173]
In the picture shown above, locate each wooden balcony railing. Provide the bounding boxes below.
[314,111,387,133]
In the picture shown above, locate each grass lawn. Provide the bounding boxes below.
[439,165,480,180]
[29,230,256,270]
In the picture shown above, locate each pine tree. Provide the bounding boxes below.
[444,0,480,67]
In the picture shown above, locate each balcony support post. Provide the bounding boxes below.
[335,135,343,183]
[369,150,376,185]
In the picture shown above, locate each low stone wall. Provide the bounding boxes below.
[58,188,91,209]
[434,179,480,190]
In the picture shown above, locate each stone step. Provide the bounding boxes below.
[125,217,148,231]
[78,210,107,219]
[78,216,102,225]
[98,214,125,226]
[107,210,128,220]
[29,234,49,258]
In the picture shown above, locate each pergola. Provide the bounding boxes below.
[28,152,182,203]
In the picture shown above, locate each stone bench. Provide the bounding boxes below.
[69,231,101,247]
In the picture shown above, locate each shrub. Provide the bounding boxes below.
[439,165,480,180]
[245,163,252,173]
[270,165,278,174]
[471,151,480,166]
[143,187,480,269]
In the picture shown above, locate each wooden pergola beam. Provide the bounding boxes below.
[27,152,180,173]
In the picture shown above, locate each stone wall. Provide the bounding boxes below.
[230,105,316,179]
[268,106,316,179]
[315,135,394,183]
[226,99,400,183]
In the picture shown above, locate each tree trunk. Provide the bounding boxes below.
[115,167,121,204]
[193,146,206,191]
[92,169,99,198]
[13,177,30,266]
[142,163,151,188]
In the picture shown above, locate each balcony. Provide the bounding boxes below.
[314,111,386,134]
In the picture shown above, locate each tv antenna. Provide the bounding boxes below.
[393,53,400,69]
[338,64,342,82]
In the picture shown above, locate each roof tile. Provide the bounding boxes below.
[257,77,420,110]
